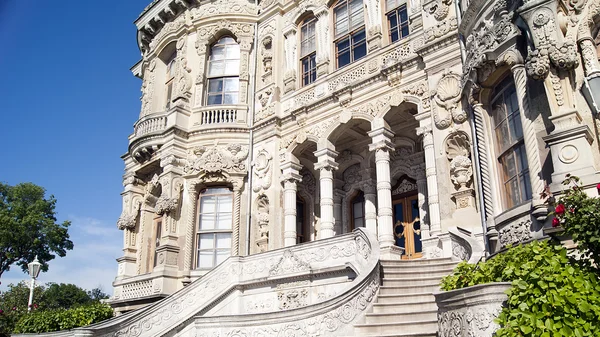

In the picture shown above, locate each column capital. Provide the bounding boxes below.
[314,148,339,171]
[368,127,394,152]
[283,26,297,37]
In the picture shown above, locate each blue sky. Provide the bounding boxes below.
[0,1,148,293]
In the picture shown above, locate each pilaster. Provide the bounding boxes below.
[417,124,441,235]
[281,161,303,247]
[315,148,339,239]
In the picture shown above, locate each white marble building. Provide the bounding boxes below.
[98,0,600,334]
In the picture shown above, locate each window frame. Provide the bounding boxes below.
[333,0,367,69]
[195,187,233,270]
[299,16,317,86]
[164,51,177,110]
[350,191,366,230]
[490,77,531,209]
[385,1,409,43]
[152,215,163,269]
[206,36,241,106]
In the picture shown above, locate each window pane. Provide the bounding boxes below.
[401,24,409,38]
[338,49,351,67]
[355,218,364,228]
[225,45,240,60]
[399,7,408,21]
[218,195,233,212]
[496,120,510,152]
[200,213,215,230]
[335,6,348,35]
[502,152,517,178]
[224,60,240,75]
[509,114,523,141]
[224,93,238,104]
[388,12,398,30]
[224,78,239,92]
[516,145,528,172]
[216,233,232,249]
[208,79,223,93]
[210,46,225,60]
[353,41,367,61]
[207,94,223,105]
[386,0,399,10]
[353,202,364,217]
[506,177,520,207]
[197,251,214,268]
[199,234,214,249]
[201,195,216,212]
[215,250,229,265]
[220,36,236,44]
[521,171,532,200]
[217,212,232,229]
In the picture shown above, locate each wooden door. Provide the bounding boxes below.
[393,194,422,259]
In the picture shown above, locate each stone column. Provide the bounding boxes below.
[283,27,297,94]
[183,181,199,272]
[368,126,395,248]
[194,38,208,107]
[579,36,600,77]
[281,162,302,247]
[509,60,547,219]
[364,0,382,50]
[333,191,343,235]
[417,124,441,235]
[416,168,429,239]
[238,36,253,106]
[315,148,339,239]
[363,179,378,235]
[314,7,330,76]
[231,180,243,256]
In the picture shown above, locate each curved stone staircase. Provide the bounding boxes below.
[353,257,456,337]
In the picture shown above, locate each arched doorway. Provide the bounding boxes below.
[391,176,421,259]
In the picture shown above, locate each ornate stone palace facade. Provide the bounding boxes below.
[104,0,600,333]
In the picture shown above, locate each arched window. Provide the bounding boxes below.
[300,16,317,86]
[491,77,531,208]
[196,187,233,269]
[333,0,366,68]
[351,191,365,229]
[165,51,177,109]
[206,37,240,105]
[386,0,409,43]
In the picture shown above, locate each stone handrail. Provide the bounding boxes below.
[18,228,379,337]
[435,282,511,337]
[133,113,168,137]
[198,106,241,125]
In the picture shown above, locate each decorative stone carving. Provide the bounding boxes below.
[278,289,308,310]
[190,0,258,21]
[425,17,457,42]
[343,164,362,191]
[445,133,472,190]
[499,220,532,247]
[256,195,269,253]
[433,71,464,129]
[269,250,311,276]
[140,60,156,116]
[350,90,405,118]
[155,196,178,215]
[117,212,138,230]
[184,143,249,176]
[429,0,453,21]
[252,148,272,193]
[300,168,317,196]
[452,241,469,261]
[261,36,273,75]
[173,37,192,103]
[196,20,255,43]
[392,178,418,196]
[149,15,186,51]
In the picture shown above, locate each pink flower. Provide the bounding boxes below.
[11,307,16,311]
[552,217,560,228]
[555,204,566,216]
[0,309,3,315]
[33,304,38,309]
[597,183,600,194]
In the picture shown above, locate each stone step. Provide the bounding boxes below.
[382,268,455,278]
[379,283,441,295]
[380,261,457,273]
[380,258,453,266]
[376,292,436,304]
[382,276,443,287]
[364,310,438,324]
[357,333,437,337]
[355,319,438,335]
[372,300,438,314]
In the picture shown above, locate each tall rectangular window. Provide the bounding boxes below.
[165,51,177,109]
[492,77,531,208]
[300,17,317,86]
[386,0,409,43]
[334,0,366,68]
[196,187,233,269]
[207,37,240,105]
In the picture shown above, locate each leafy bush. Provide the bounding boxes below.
[12,302,113,334]
[441,241,600,336]
[550,175,600,270]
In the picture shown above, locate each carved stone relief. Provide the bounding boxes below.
[269,250,311,276]
[184,143,249,176]
[499,220,532,248]
[445,133,473,190]
[140,60,156,117]
[392,178,418,196]
[253,148,273,193]
[433,71,465,129]
[343,164,362,191]
[278,289,308,310]
[190,0,258,21]
[173,37,192,104]
[438,305,502,337]
[256,195,269,253]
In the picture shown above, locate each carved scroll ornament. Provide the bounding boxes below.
[433,71,465,129]
[184,143,249,176]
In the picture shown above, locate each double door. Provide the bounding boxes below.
[393,194,422,259]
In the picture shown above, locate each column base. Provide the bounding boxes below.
[380,245,404,260]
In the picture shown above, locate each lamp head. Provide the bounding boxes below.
[28,256,42,279]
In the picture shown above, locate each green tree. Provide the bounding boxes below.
[88,287,109,301]
[40,283,92,309]
[0,182,74,279]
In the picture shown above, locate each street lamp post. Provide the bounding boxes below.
[27,256,41,312]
